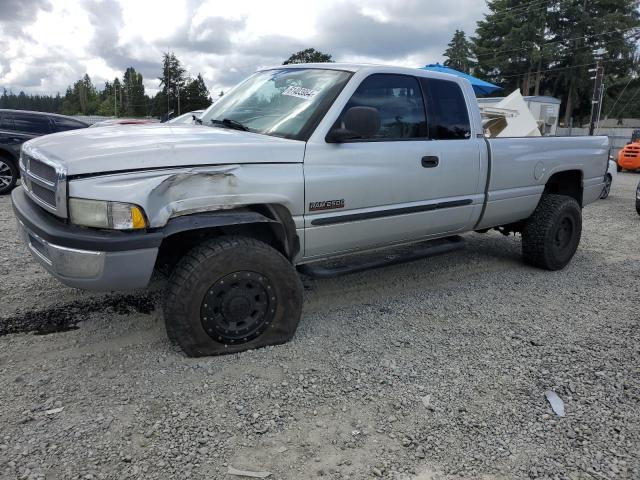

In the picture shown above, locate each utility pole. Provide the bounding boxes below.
[114,85,118,117]
[588,48,606,136]
[177,86,181,116]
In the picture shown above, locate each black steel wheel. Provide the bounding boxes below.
[553,216,576,255]
[200,271,276,345]
[522,194,582,271]
[164,236,303,357]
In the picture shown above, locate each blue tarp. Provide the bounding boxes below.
[419,64,501,96]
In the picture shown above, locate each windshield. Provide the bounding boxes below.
[200,68,352,140]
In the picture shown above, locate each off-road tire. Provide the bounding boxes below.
[164,236,303,357]
[522,194,582,271]
[600,174,612,199]
[0,156,18,195]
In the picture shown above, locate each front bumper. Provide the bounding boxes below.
[12,187,160,290]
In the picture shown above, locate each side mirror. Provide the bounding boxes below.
[193,115,202,125]
[326,128,360,143]
[326,106,380,143]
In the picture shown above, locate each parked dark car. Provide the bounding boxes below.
[0,109,88,194]
[90,118,159,127]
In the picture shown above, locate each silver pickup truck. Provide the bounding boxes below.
[12,64,608,356]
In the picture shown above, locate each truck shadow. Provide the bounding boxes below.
[0,233,525,338]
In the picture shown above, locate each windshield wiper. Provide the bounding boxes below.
[210,118,249,131]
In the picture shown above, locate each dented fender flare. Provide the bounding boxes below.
[161,208,299,259]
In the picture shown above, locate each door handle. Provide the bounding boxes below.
[421,156,439,168]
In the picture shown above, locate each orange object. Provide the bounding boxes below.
[618,142,640,171]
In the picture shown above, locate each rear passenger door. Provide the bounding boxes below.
[418,76,486,218]
[302,73,483,259]
[0,113,48,159]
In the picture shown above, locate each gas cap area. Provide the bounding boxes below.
[534,162,546,180]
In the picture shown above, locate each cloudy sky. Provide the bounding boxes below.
[0,0,488,96]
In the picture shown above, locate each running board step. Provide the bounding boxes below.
[297,236,465,279]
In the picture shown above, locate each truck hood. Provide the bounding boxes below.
[23,124,306,176]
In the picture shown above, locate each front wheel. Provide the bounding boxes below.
[163,236,303,357]
[521,194,582,271]
[0,157,18,195]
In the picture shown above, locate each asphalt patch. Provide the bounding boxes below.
[0,294,157,336]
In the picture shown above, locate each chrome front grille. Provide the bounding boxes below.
[29,158,56,181]
[20,150,68,218]
[30,182,57,206]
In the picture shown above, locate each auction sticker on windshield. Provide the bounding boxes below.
[282,86,319,100]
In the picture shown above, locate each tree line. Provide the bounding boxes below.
[0,48,327,119]
[0,52,213,119]
[443,0,640,124]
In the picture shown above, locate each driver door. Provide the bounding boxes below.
[302,73,479,259]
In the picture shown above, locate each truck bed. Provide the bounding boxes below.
[476,135,609,230]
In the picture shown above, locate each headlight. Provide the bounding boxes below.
[69,198,147,230]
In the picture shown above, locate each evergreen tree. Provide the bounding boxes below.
[123,67,146,116]
[443,30,474,73]
[473,0,639,124]
[61,86,78,114]
[283,48,333,65]
[112,77,123,116]
[547,0,639,125]
[158,52,186,117]
[473,0,554,97]
[182,74,212,112]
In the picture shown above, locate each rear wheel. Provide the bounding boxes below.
[600,174,612,199]
[0,157,18,195]
[521,194,582,271]
[163,236,303,357]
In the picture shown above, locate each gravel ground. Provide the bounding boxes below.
[0,174,639,480]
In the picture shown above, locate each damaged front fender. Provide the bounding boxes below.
[67,163,305,228]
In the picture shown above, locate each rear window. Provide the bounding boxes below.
[53,117,87,132]
[4,114,51,135]
[419,78,471,140]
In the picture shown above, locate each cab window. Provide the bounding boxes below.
[419,78,471,140]
[336,73,427,140]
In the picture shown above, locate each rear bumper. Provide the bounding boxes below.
[12,187,160,290]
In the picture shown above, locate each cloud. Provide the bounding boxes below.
[0,0,52,35]
[0,0,488,96]
[316,3,448,59]
[169,16,247,54]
